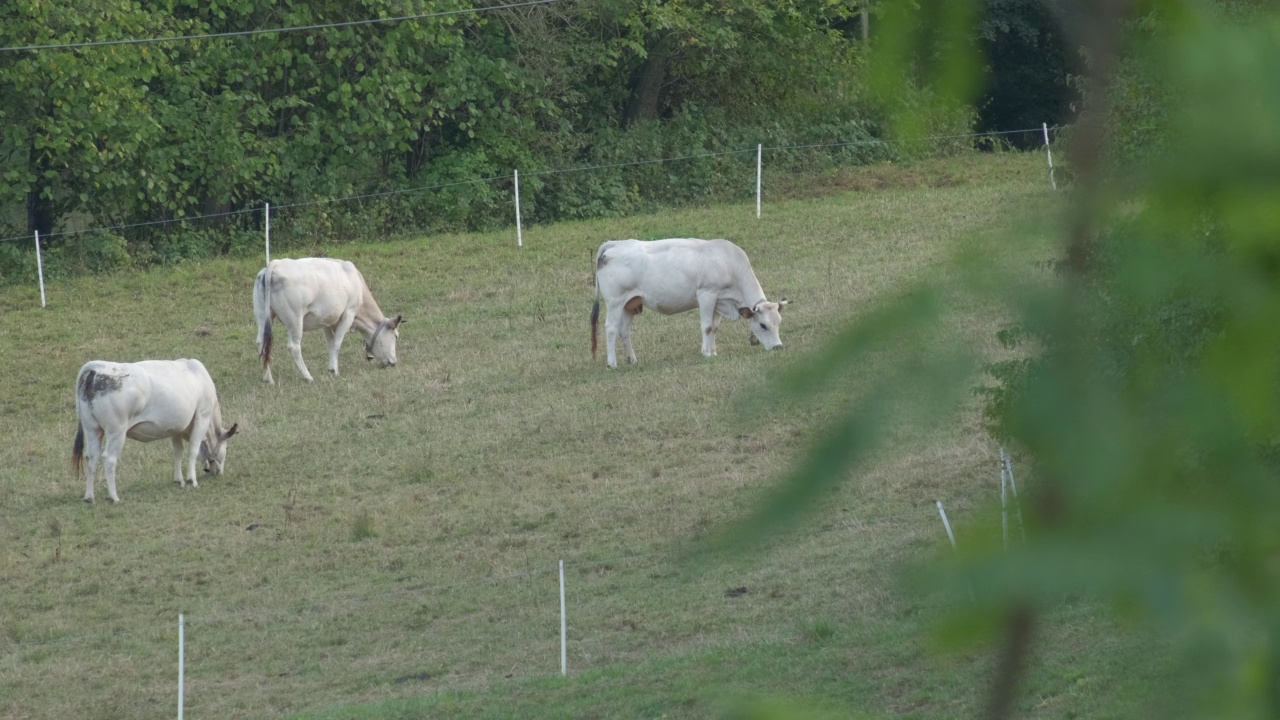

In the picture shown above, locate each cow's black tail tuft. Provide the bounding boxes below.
[256,268,273,369]
[261,320,272,368]
[590,298,601,359]
[72,422,85,477]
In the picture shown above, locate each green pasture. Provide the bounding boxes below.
[0,154,1164,719]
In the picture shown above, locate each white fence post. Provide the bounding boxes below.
[178,613,185,720]
[1001,448,1026,543]
[755,143,762,219]
[34,230,47,308]
[936,500,958,550]
[514,170,524,248]
[264,202,271,264]
[1000,457,1009,552]
[936,501,974,600]
[1042,123,1057,190]
[559,559,567,676]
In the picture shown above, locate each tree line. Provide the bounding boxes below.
[0,0,1074,279]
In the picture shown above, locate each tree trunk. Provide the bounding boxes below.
[26,188,54,239]
[26,137,55,239]
[623,33,675,127]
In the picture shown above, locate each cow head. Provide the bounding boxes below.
[739,298,788,350]
[200,423,239,476]
[365,315,403,368]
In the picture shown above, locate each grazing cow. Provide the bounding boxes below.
[72,359,239,504]
[253,258,403,383]
[590,238,789,368]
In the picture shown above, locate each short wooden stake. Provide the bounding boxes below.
[264,202,271,264]
[515,170,524,248]
[559,559,567,676]
[178,613,185,720]
[1042,123,1057,190]
[755,143,762,219]
[34,230,47,308]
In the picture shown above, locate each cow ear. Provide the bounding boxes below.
[223,423,239,440]
[390,315,403,329]
[738,307,754,319]
[778,298,790,313]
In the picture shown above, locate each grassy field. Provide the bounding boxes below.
[0,153,1162,719]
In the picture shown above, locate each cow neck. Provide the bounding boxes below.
[734,267,768,310]
[206,402,226,444]
[350,287,389,339]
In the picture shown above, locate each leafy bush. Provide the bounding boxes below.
[723,2,1280,717]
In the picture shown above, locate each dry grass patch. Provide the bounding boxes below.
[0,153,1097,720]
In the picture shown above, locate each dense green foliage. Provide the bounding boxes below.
[0,155,1066,720]
[1,0,1087,282]
[974,0,1077,143]
[1,0,935,280]
[730,0,1280,717]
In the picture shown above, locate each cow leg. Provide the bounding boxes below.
[604,302,622,368]
[281,315,314,382]
[606,305,638,368]
[327,312,357,376]
[698,293,720,357]
[82,426,103,503]
[707,313,723,356]
[619,315,639,366]
[618,297,642,364]
[184,419,211,488]
[101,431,126,504]
[171,437,185,485]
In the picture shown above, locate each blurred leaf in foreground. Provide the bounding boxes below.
[720,1,1280,718]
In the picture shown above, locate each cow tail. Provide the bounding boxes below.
[590,248,601,359]
[254,266,273,368]
[261,318,273,369]
[590,297,601,359]
[72,422,85,477]
[72,369,91,476]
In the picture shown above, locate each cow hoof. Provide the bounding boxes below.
[83,497,94,504]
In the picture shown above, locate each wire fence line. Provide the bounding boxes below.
[1,507,931,653]
[0,0,561,54]
[0,125,1060,247]
[3,490,994,720]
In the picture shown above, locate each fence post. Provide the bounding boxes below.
[756,143,762,219]
[514,170,524,248]
[178,613,185,720]
[936,501,958,550]
[555,558,565,676]
[264,202,271,264]
[936,501,974,600]
[1000,458,1009,552]
[558,559,567,676]
[34,230,47,308]
[1001,448,1026,543]
[1042,123,1057,190]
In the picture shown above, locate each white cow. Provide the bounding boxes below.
[253,257,403,383]
[72,359,239,504]
[590,238,789,368]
